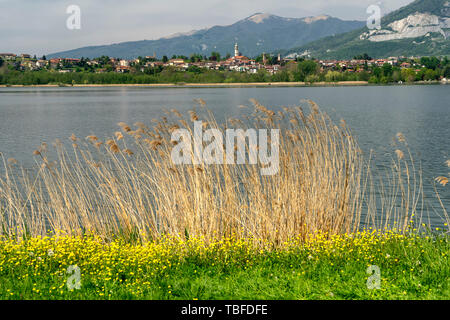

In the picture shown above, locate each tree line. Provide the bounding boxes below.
[1,55,449,85]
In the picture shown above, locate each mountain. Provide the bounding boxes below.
[282,0,450,59]
[47,13,364,59]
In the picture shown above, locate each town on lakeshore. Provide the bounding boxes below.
[0,43,449,85]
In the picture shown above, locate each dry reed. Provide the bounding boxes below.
[0,100,430,243]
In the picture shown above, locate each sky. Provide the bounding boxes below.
[0,0,414,56]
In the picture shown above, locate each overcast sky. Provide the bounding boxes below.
[0,0,414,56]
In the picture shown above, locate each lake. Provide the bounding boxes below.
[0,85,449,226]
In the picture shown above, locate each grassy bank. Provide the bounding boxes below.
[0,230,448,300]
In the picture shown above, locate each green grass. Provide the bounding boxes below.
[0,231,449,300]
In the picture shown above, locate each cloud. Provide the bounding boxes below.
[0,0,414,55]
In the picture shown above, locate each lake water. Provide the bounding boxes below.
[0,85,449,226]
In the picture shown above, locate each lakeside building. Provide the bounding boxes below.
[1,46,442,78]
[0,53,17,60]
[119,59,130,67]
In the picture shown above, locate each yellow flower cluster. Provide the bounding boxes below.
[0,229,445,298]
[0,232,262,297]
[296,229,420,263]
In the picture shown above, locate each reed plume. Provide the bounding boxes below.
[0,100,429,243]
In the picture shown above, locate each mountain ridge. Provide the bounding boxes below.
[282,0,450,59]
[47,13,364,59]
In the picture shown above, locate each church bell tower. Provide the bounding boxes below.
[234,43,240,57]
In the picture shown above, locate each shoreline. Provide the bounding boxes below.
[0,80,447,88]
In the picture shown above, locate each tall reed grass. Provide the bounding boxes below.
[0,100,432,243]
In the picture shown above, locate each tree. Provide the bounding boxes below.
[325,71,341,82]
[368,76,379,84]
[0,57,3,68]
[162,56,168,63]
[442,56,449,67]
[392,70,401,82]
[358,70,370,82]
[420,56,440,70]
[305,74,320,83]
[253,69,269,82]
[443,66,450,78]
[424,69,438,81]
[363,61,369,71]
[401,68,416,82]
[186,65,202,74]
[97,56,110,65]
[294,60,318,81]
[209,51,221,61]
[190,54,203,63]
[382,63,393,77]
[272,70,290,82]
[354,53,372,60]
[270,56,278,65]
[373,67,382,78]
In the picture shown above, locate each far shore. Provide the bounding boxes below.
[0,80,448,88]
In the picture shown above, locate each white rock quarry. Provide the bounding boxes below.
[285,50,311,59]
[247,13,330,24]
[360,13,450,42]
[303,15,330,24]
[247,13,274,24]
